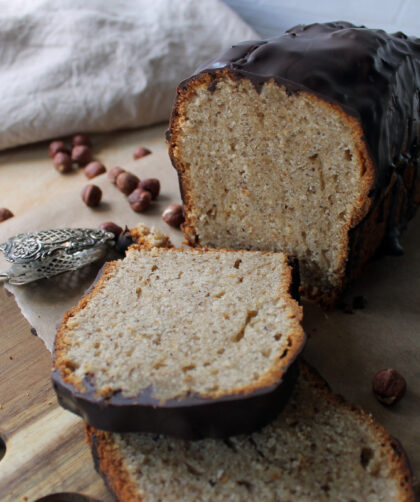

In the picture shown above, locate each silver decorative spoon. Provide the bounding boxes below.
[0,228,115,285]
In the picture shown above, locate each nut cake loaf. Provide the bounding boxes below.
[168,22,420,305]
[52,226,305,439]
[86,361,414,502]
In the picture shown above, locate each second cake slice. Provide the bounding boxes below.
[52,229,305,439]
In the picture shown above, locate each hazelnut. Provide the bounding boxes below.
[0,208,14,222]
[72,134,92,147]
[81,184,102,207]
[84,161,106,179]
[162,204,185,228]
[138,178,160,199]
[53,152,72,173]
[116,171,139,195]
[48,140,70,158]
[108,166,125,184]
[72,145,92,166]
[99,221,123,237]
[372,369,406,405]
[133,146,152,159]
[128,189,152,212]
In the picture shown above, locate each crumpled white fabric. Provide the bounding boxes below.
[0,0,257,150]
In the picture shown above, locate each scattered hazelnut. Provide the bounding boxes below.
[48,140,70,158]
[138,178,160,199]
[72,134,92,147]
[72,145,92,166]
[53,152,72,173]
[99,221,123,237]
[0,208,14,222]
[162,204,185,228]
[116,172,139,195]
[133,146,152,159]
[108,166,125,184]
[81,184,102,207]
[84,161,106,179]
[128,189,152,212]
[372,369,406,405]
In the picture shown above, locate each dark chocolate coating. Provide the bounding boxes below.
[176,22,420,257]
[190,22,420,191]
[52,362,299,440]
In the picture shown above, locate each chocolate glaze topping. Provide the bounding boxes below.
[177,22,420,257]
[52,362,299,440]
[192,22,420,190]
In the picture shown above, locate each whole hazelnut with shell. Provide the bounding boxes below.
[372,369,406,405]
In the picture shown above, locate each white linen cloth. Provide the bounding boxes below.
[0,0,257,150]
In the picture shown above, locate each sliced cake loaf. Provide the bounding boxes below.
[86,361,414,502]
[168,22,420,305]
[52,226,305,439]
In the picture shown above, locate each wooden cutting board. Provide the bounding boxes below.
[0,286,114,502]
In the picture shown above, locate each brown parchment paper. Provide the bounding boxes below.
[0,124,184,352]
[0,125,419,483]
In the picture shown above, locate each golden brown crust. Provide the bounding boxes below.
[85,425,142,502]
[86,360,414,502]
[53,260,119,389]
[129,223,173,250]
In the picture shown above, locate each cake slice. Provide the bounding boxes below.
[86,361,414,502]
[168,22,420,305]
[52,226,305,439]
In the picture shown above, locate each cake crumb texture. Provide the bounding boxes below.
[55,246,303,402]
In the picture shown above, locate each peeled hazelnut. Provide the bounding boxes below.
[0,208,14,222]
[81,184,102,207]
[133,146,152,159]
[84,161,106,179]
[116,172,139,195]
[128,189,152,212]
[138,178,160,199]
[108,166,125,184]
[72,134,92,147]
[72,145,92,166]
[99,221,123,237]
[49,140,70,158]
[53,152,72,173]
[372,369,406,405]
[162,204,185,228]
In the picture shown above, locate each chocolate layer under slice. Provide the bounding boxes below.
[52,361,298,440]
[52,240,305,439]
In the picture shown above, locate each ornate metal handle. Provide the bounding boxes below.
[0,228,115,285]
